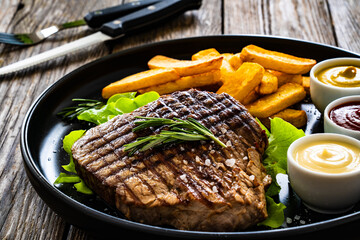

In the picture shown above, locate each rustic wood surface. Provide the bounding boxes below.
[0,0,359,239]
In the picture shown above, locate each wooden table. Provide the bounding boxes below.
[0,0,359,239]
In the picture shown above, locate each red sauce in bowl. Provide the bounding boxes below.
[329,101,360,131]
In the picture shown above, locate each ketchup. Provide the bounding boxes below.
[329,101,360,131]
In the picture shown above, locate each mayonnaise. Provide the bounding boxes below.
[294,140,360,174]
[317,66,360,88]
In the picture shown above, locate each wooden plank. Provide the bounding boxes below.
[327,0,360,53]
[224,0,267,34]
[112,0,222,53]
[224,0,336,45]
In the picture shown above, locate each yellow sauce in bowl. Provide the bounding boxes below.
[294,140,360,174]
[317,66,360,87]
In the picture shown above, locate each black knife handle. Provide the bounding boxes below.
[100,0,202,38]
[84,0,161,29]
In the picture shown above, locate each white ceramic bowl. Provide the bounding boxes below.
[324,95,360,140]
[287,133,360,214]
[310,57,360,113]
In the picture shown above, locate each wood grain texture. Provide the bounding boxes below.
[112,0,222,53]
[327,0,360,52]
[0,0,359,239]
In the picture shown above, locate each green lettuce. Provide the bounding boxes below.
[54,129,93,194]
[77,91,160,125]
[257,117,305,228]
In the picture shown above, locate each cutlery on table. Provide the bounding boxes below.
[0,0,202,76]
[0,0,161,46]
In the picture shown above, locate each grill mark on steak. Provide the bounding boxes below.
[72,89,269,231]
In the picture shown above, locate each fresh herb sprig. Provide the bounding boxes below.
[123,117,226,155]
[57,98,104,120]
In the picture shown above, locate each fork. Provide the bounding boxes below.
[0,0,160,46]
[0,20,87,46]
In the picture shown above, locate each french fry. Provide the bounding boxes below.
[228,53,242,70]
[257,71,278,95]
[245,83,306,118]
[266,69,302,86]
[191,50,238,84]
[242,89,260,105]
[138,70,221,95]
[148,55,223,76]
[217,62,264,103]
[219,54,237,83]
[259,109,308,129]
[240,44,316,74]
[102,68,180,99]
[302,76,310,95]
[191,48,221,60]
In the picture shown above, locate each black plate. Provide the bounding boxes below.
[21,35,360,239]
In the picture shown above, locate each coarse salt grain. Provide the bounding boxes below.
[210,150,215,154]
[249,175,255,181]
[179,174,187,183]
[205,159,211,166]
[221,128,227,134]
[286,217,292,224]
[243,156,248,160]
[195,156,201,163]
[212,186,218,193]
[180,146,185,151]
[226,140,232,147]
[225,158,235,167]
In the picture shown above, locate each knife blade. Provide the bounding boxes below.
[0,0,202,76]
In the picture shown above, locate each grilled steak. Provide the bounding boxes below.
[72,89,270,231]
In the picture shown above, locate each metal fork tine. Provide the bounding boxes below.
[0,33,17,39]
[0,34,26,45]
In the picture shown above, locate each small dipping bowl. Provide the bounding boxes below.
[287,133,360,214]
[310,57,360,113]
[324,95,360,140]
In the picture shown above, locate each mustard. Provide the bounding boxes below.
[317,66,360,88]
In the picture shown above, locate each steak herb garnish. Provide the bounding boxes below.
[57,98,104,121]
[124,116,227,155]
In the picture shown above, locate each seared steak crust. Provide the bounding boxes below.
[72,89,269,231]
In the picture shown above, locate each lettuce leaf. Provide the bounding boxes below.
[257,117,305,228]
[77,91,160,125]
[54,130,93,194]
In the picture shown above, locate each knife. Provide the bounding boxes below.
[84,0,161,29]
[0,0,202,76]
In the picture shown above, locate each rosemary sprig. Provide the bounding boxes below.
[123,117,226,155]
[57,98,104,120]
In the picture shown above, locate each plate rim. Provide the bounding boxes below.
[20,34,360,239]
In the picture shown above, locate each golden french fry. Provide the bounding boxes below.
[228,53,242,70]
[260,109,308,129]
[242,89,260,105]
[217,62,264,103]
[266,69,302,86]
[138,70,221,95]
[273,109,307,127]
[102,68,180,99]
[302,76,310,95]
[240,44,316,74]
[257,71,278,95]
[219,54,237,83]
[148,55,223,76]
[191,48,221,60]
[245,83,306,118]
